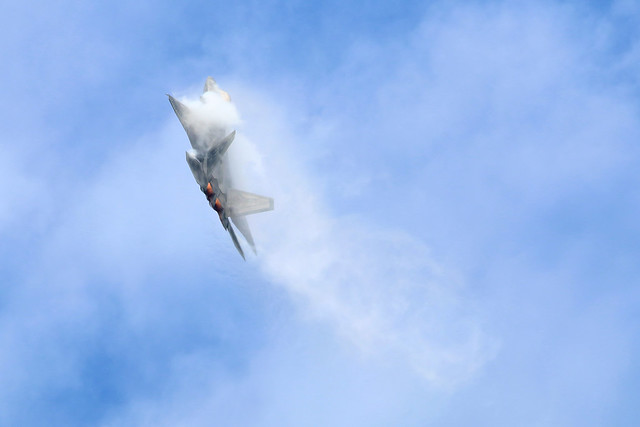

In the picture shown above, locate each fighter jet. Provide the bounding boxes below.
[168,77,274,259]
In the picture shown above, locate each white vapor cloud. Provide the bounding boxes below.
[180,89,241,151]
[96,76,495,426]
[225,88,496,387]
[2,0,639,425]
[168,78,494,386]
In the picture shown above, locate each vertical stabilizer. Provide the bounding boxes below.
[231,215,256,253]
[227,225,245,260]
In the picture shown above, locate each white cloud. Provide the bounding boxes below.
[2,1,639,425]
[214,84,495,387]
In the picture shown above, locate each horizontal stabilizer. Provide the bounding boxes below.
[227,189,274,217]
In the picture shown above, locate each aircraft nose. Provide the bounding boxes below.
[204,76,217,92]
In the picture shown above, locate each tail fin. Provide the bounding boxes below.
[231,215,256,254]
[227,225,245,260]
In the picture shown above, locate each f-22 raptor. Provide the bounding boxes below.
[168,77,273,259]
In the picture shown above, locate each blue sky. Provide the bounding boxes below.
[1,0,640,425]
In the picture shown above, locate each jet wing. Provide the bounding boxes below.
[167,95,199,148]
[204,131,236,180]
[227,189,274,217]
[185,151,207,187]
